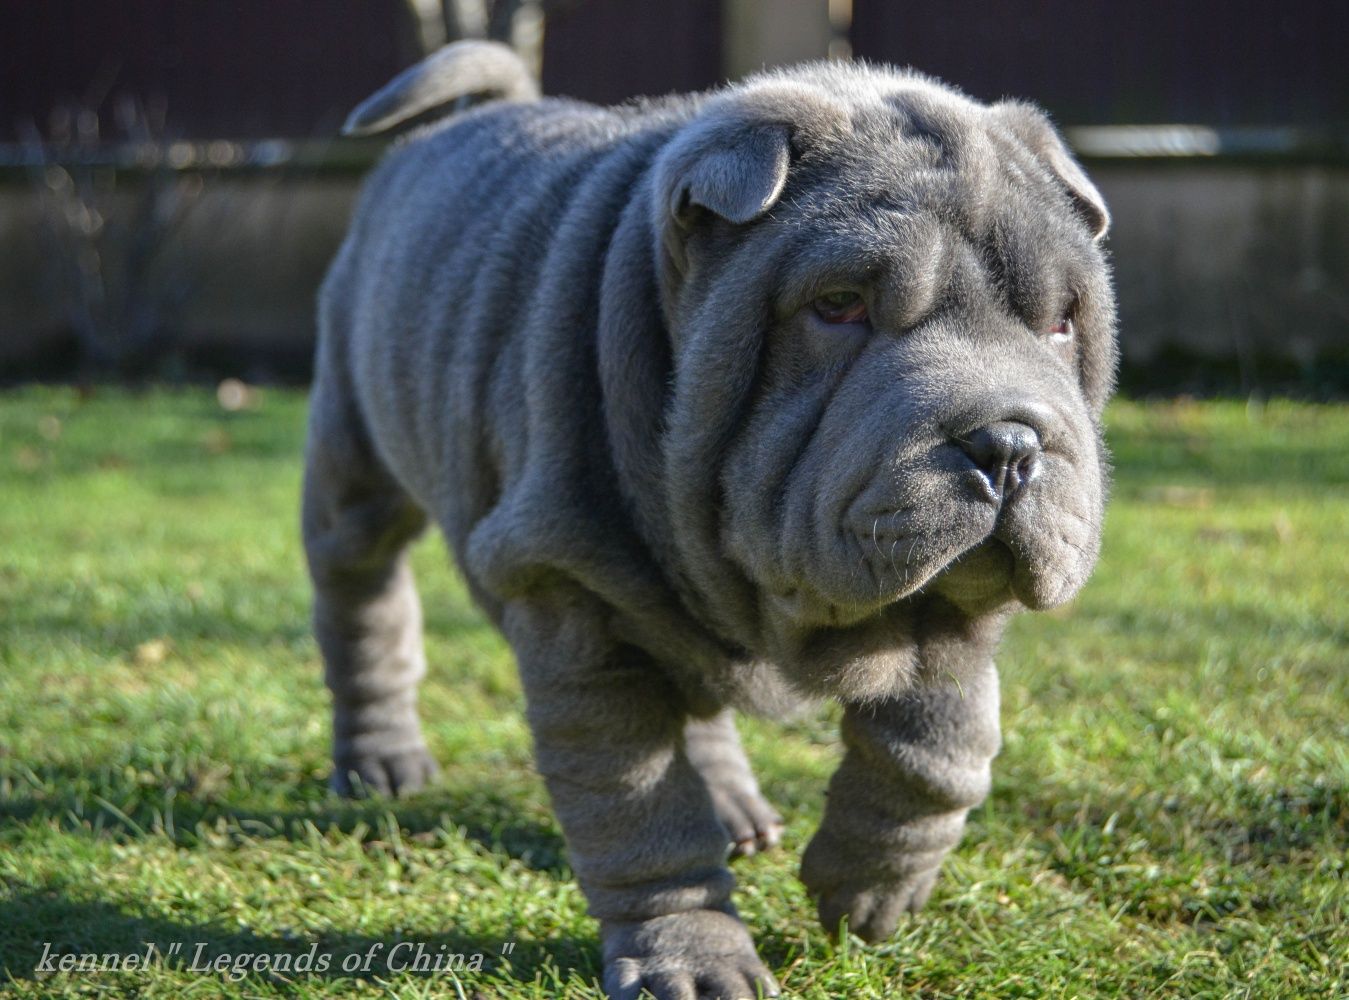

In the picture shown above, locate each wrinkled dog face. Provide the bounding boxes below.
[656,68,1117,691]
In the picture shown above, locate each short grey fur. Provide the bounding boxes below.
[304,41,1116,1000]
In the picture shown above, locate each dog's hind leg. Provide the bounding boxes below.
[685,711,784,857]
[302,376,436,797]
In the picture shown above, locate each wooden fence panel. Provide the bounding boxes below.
[849,0,1349,127]
[0,0,422,141]
[541,0,722,104]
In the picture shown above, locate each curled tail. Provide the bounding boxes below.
[342,40,539,136]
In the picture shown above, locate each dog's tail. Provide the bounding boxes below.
[342,40,539,136]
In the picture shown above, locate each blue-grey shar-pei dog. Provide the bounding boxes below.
[304,40,1116,999]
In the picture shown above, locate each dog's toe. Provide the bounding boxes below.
[707,783,784,858]
[331,746,439,798]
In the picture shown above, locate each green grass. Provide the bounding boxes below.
[1,387,1345,999]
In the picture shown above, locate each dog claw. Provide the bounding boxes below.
[331,746,439,797]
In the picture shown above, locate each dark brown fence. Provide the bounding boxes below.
[0,0,422,141]
[849,0,1349,128]
[541,0,722,104]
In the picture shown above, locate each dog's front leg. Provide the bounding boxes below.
[800,659,1001,942]
[505,595,779,1000]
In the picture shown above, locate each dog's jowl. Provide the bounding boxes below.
[304,40,1117,1000]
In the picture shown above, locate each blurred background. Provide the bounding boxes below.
[1,0,1346,393]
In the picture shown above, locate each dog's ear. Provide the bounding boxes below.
[994,101,1109,242]
[652,116,793,278]
[664,123,791,227]
[653,84,842,276]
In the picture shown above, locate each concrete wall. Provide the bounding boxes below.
[1090,161,1348,386]
[2,157,1345,389]
[0,176,356,378]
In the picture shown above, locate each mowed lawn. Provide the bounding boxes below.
[0,387,1345,999]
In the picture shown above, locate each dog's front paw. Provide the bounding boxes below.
[807,869,939,943]
[800,828,944,942]
[601,910,779,1000]
[799,809,954,942]
[331,744,438,797]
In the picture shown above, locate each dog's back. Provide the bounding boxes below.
[317,84,688,558]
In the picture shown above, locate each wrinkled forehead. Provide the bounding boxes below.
[772,99,1095,311]
[803,88,1073,233]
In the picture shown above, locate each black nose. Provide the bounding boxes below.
[958,421,1042,502]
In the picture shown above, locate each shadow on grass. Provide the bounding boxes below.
[995,758,1346,854]
[0,890,599,990]
[0,761,569,877]
[978,765,1346,927]
[2,590,499,667]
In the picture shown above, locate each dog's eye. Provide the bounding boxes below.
[813,291,868,325]
[1045,316,1074,343]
